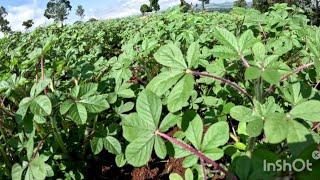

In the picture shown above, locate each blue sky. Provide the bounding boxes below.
[0,0,234,32]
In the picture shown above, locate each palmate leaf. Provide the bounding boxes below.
[125,134,155,167]
[68,103,87,125]
[201,121,229,151]
[146,70,184,96]
[264,113,288,144]
[290,100,320,122]
[104,136,122,155]
[124,90,163,166]
[154,42,187,69]
[167,74,194,112]
[185,114,203,149]
[213,27,238,52]
[186,41,200,68]
[79,95,109,113]
[29,95,52,116]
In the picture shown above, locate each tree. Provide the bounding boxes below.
[44,0,72,26]
[140,4,152,15]
[150,0,160,11]
[180,0,192,12]
[234,0,247,7]
[198,0,210,10]
[22,19,34,30]
[0,6,11,34]
[76,5,85,20]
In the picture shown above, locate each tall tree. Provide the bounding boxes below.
[150,0,160,11]
[0,6,11,34]
[22,19,34,30]
[76,5,85,20]
[140,4,152,15]
[198,0,210,10]
[44,0,72,26]
[234,0,247,7]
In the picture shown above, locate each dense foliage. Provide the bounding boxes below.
[0,4,320,180]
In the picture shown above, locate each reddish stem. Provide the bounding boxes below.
[155,130,229,176]
[190,70,252,102]
[266,62,314,93]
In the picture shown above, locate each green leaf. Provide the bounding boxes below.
[91,137,103,155]
[125,134,155,167]
[201,121,229,150]
[69,103,87,125]
[203,148,224,160]
[154,43,187,69]
[154,136,167,159]
[122,113,154,142]
[104,136,122,155]
[117,89,135,98]
[238,30,256,52]
[29,95,52,116]
[147,70,184,96]
[169,173,184,180]
[290,100,320,122]
[213,27,238,52]
[286,120,313,157]
[246,118,263,137]
[159,113,181,132]
[33,115,46,124]
[261,69,281,84]
[186,42,200,68]
[167,74,194,112]
[78,83,98,98]
[245,66,261,80]
[264,113,288,144]
[15,97,32,123]
[115,154,126,167]
[185,168,194,180]
[213,45,238,59]
[230,106,255,122]
[12,163,23,180]
[185,114,203,149]
[79,95,109,113]
[60,100,74,115]
[136,90,162,129]
[182,155,198,168]
[252,42,266,61]
[30,79,51,97]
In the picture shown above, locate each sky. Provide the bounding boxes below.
[0,0,235,32]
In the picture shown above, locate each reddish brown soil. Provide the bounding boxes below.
[131,166,159,180]
[164,157,185,177]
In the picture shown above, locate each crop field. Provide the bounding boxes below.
[0,3,320,180]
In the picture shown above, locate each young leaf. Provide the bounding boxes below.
[91,137,103,155]
[230,106,256,122]
[147,70,184,96]
[79,95,109,113]
[125,134,155,167]
[245,66,261,80]
[154,136,167,159]
[104,136,122,155]
[69,103,87,125]
[167,74,194,112]
[186,42,200,68]
[264,113,288,144]
[238,30,256,52]
[261,69,281,84]
[154,43,187,69]
[286,120,313,156]
[136,90,162,129]
[213,27,238,52]
[201,121,229,150]
[29,95,52,116]
[252,42,266,61]
[290,100,320,122]
[184,114,203,149]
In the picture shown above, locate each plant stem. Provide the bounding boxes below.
[240,55,250,68]
[40,55,48,94]
[200,158,207,180]
[0,122,11,175]
[189,70,252,102]
[266,62,314,93]
[155,130,228,175]
[50,117,68,154]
